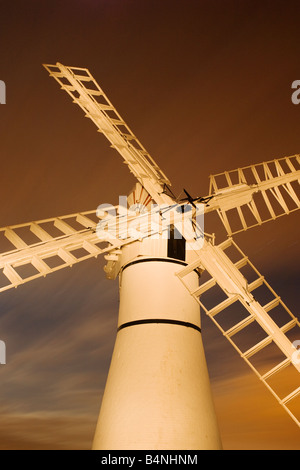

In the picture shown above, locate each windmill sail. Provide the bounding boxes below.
[176,237,300,427]
[207,155,300,235]
[0,209,128,293]
[43,63,173,206]
[0,201,195,292]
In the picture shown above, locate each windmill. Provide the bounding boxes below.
[1,62,299,450]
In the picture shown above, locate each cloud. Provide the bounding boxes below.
[0,410,95,450]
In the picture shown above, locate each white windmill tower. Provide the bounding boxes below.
[1,62,299,450]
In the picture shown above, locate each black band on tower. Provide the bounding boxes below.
[117,318,201,333]
[121,257,188,273]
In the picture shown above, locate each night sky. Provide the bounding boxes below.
[0,0,299,449]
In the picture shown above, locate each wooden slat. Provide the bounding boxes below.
[4,229,27,249]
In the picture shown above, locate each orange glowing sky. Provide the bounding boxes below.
[0,0,299,449]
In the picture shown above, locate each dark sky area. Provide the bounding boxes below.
[0,0,299,449]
